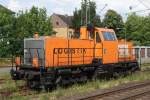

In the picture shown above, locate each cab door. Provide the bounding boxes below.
[101,31,118,64]
[94,32,102,60]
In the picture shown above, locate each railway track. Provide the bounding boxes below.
[79,80,150,100]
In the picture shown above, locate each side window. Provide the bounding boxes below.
[89,32,94,39]
[69,31,72,38]
[96,32,101,43]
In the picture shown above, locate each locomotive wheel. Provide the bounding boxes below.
[80,75,88,83]
[27,80,40,89]
[131,65,140,72]
[44,84,54,92]
[55,76,64,87]
[92,69,99,81]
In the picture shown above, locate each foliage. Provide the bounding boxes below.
[125,13,150,46]
[14,7,53,37]
[0,6,53,57]
[0,8,15,57]
[103,10,125,39]
[72,0,102,31]
[72,8,81,31]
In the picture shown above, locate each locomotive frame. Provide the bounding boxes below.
[11,47,139,89]
[10,27,140,90]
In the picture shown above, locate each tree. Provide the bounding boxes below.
[14,6,53,38]
[103,10,124,38]
[11,6,53,56]
[0,8,15,57]
[125,13,148,45]
[72,8,81,31]
[141,16,150,45]
[92,15,102,27]
[0,6,53,57]
[72,0,102,31]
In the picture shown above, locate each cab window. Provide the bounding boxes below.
[89,31,94,39]
[103,32,116,41]
[96,32,101,43]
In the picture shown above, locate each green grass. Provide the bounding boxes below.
[142,63,150,66]
[141,63,150,70]
[0,65,150,100]
[0,58,12,67]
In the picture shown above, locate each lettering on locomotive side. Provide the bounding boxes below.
[54,48,87,54]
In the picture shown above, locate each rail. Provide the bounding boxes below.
[78,80,150,100]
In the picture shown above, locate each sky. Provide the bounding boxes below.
[0,0,150,20]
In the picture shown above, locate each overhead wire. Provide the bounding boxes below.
[132,8,150,13]
[126,8,150,16]
[128,0,150,15]
[137,0,150,9]
[98,4,108,20]
[129,3,141,10]
[99,4,107,15]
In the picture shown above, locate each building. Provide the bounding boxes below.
[51,13,74,38]
[134,46,150,64]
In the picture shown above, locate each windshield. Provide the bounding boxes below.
[102,32,116,41]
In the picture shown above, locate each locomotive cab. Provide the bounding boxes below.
[80,27,119,64]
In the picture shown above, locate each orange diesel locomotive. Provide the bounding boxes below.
[11,26,139,89]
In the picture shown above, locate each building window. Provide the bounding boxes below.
[147,48,150,57]
[135,48,139,58]
[69,31,72,38]
[56,21,59,25]
[141,48,145,58]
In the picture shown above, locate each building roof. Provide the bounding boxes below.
[54,13,73,27]
[0,4,15,14]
